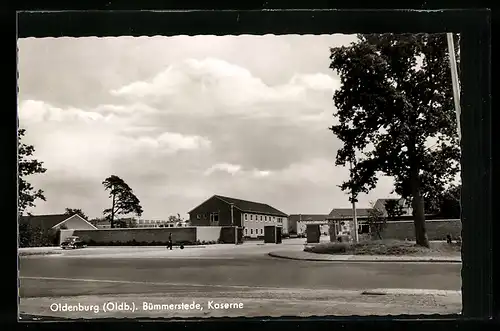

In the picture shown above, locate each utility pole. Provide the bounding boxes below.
[446,33,461,141]
[230,203,237,244]
[350,160,359,243]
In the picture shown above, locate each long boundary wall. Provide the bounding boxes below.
[60,226,241,245]
[327,219,461,241]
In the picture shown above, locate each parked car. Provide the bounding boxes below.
[60,236,86,249]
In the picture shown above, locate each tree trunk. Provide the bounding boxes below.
[110,192,116,229]
[410,170,430,247]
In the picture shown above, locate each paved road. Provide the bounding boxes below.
[20,251,461,298]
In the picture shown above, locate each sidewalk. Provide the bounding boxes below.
[19,287,461,319]
[268,250,462,263]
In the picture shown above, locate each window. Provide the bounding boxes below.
[260,216,263,221]
[250,215,253,220]
[359,224,370,234]
[265,216,267,222]
[210,213,219,226]
[250,229,253,234]
[260,228,263,234]
[245,228,247,235]
[245,214,248,220]
[196,214,201,219]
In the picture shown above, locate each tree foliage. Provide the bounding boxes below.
[384,200,405,221]
[366,203,386,240]
[168,213,183,222]
[18,223,58,248]
[102,175,143,228]
[329,33,461,247]
[115,218,137,228]
[64,208,88,220]
[436,184,461,219]
[18,128,47,214]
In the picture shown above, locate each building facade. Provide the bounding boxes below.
[93,218,190,229]
[327,208,372,237]
[188,195,288,238]
[288,214,329,235]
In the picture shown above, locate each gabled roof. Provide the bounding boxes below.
[327,208,372,219]
[189,195,288,217]
[19,214,71,231]
[20,213,98,230]
[373,198,411,217]
[216,195,288,217]
[288,214,328,222]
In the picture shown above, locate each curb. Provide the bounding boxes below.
[19,252,62,257]
[268,252,462,263]
[361,289,462,296]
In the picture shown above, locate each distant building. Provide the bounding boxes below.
[92,219,111,229]
[135,219,167,228]
[288,214,329,235]
[188,195,288,238]
[327,208,372,236]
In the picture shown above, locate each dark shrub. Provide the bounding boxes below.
[19,223,56,247]
[304,242,351,254]
[337,235,351,243]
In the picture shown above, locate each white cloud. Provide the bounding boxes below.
[289,73,340,91]
[19,99,212,180]
[252,169,272,177]
[204,163,242,176]
[19,99,113,124]
[109,58,339,125]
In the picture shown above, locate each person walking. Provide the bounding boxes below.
[168,232,173,250]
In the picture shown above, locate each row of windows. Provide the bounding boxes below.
[97,224,185,229]
[245,228,264,235]
[245,214,284,223]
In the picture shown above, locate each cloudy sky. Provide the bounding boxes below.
[18,34,399,220]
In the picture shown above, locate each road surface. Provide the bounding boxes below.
[19,242,462,318]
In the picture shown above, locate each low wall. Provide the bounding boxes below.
[196,226,222,242]
[59,226,243,245]
[381,219,461,241]
[67,227,197,245]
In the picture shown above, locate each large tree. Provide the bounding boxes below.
[436,184,461,219]
[102,175,143,228]
[64,208,88,220]
[329,33,461,247]
[18,128,47,215]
